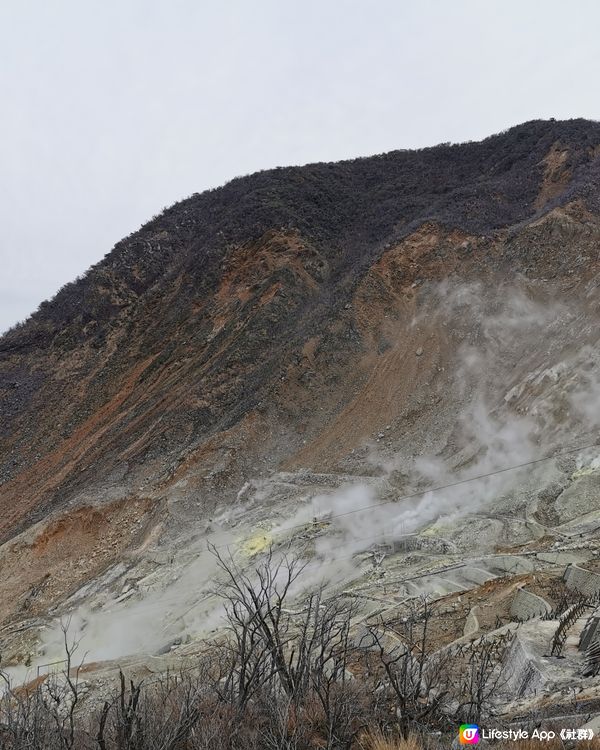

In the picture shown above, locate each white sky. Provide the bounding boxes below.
[1,0,599,333]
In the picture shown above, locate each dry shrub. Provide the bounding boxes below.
[288,683,369,748]
[361,728,423,750]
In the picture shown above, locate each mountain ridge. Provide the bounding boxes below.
[4,118,600,349]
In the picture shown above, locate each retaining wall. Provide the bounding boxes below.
[510,587,552,621]
[564,564,600,597]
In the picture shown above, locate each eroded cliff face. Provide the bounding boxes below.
[3,121,600,720]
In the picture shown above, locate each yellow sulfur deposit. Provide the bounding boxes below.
[571,466,599,480]
[242,530,272,556]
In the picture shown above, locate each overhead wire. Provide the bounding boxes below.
[206,437,600,552]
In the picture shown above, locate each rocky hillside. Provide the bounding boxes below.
[3,119,600,728]
[2,119,600,538]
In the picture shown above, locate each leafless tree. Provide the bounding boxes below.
[361,597,451,740]
[0,621,85,750]
[209,543,367,748]
[43,621,85,750]
[451,634,514,725]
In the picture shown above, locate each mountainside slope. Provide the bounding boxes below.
[3,121,600,721]
[2,119,600,539]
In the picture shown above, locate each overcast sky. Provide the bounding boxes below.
[1,0,600,333]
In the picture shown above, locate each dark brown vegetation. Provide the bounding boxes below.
[5,119,600,351]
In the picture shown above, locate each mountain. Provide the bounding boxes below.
[3,119,600,726]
